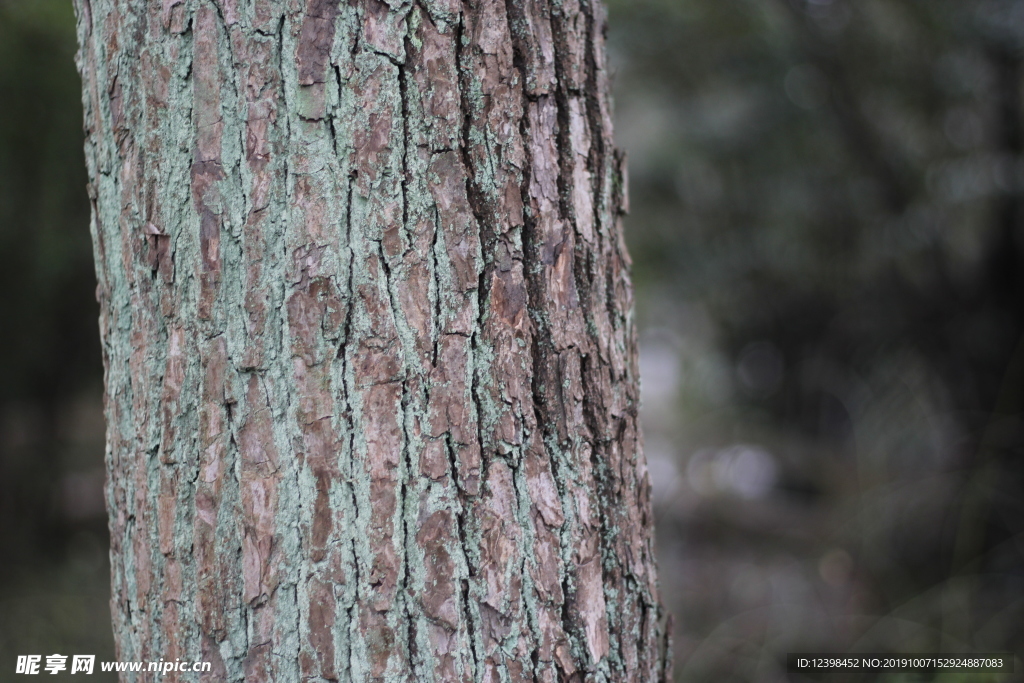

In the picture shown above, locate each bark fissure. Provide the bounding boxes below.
[453,8,490,677]
[500,7,557,679]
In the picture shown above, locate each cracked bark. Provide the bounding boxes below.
[74,0,670,680]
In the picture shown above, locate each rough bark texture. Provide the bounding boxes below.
[74,0,670,680]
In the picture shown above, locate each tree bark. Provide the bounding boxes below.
[74,0,669,680]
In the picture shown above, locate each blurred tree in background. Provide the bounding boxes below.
[0,0,1022,680]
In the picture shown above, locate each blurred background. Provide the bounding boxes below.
[611,0,1024,680]
[0,0,114,679]
[0,0,1022,680]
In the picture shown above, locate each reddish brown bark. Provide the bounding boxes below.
[75,0,670,680]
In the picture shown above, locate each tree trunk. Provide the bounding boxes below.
[74,0,669,680]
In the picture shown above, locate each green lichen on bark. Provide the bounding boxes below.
[74,0,671,680]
